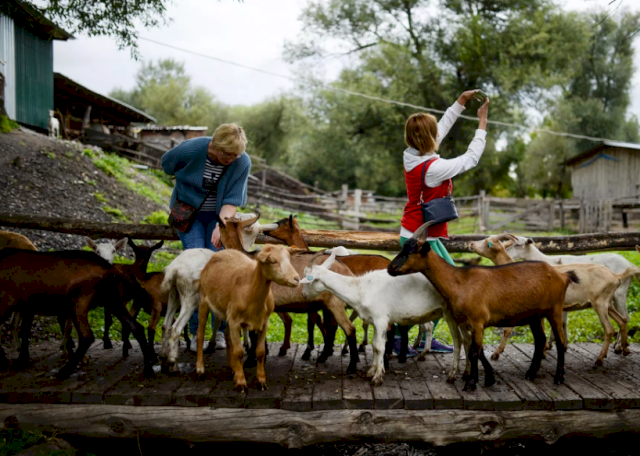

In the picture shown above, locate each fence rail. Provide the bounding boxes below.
[1,212,639,254]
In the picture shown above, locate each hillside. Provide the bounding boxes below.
[0,128,171,252]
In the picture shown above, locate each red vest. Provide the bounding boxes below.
[401,158,452,238]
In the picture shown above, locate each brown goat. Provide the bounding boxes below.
[388,222,577,391]
[0,231,37,251]
[196,245,300,391]
[471,233,638,365]
[0,249,156,380]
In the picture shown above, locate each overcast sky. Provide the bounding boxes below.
[51,0,640,126]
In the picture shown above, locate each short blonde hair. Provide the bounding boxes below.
[210,123,247,155]
[404,113,439,156]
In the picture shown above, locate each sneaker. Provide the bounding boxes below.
[215,331,227,349]
[430,338,453,353]
[392,335,418,358]
[190,340,209,353]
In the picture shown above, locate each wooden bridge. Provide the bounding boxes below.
[1,341,640,448]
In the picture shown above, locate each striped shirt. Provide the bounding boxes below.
[201,158,226,212]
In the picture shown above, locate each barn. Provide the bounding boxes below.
[567,140,640,232]
[0,0,71,130]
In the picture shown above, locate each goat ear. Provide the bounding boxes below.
[419,241,432,256]
[321,250,337,270]
[85,237,97,250]
[289,214,294,226]
[526,239,534,245]
[114,238,128,251]
[152,240,164,251]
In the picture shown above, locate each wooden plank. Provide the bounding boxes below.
[281,344,316,411]
[41,342,126,403]
[397,356,434,410]
[312,345,344,410]
[487,344,553,410]
[172,347,224,407]
[431,352,494,410]
[73,342,149,404]
[561,344,640,409]
[413,353,463,409]
[2,341,102,404]
[342,346,373,409]
[200,346,246,409]
[511,344,593,410]
[4,404,640,448]
[244,343,296,409]
[578,343,640,384]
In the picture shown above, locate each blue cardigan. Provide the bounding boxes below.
[161,137,251,214]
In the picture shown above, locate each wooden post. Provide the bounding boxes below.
[483,193,491,232]
[341,184,349,211]
[477,190,485,234]
[354,189,362,215]
[559,199,565,230]
[548,200,555,232]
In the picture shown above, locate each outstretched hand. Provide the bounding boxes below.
[477,98,489,130]
[458,89,481,106]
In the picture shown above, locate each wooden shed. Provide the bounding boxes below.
[567,140,640,232]
[138,125,208,150]
[567,140,640,201]
[0,0,71,130]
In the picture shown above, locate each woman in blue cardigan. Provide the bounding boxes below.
[161,123,251,351]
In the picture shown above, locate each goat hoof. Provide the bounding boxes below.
[257,382,268,391]
[446,376,456,384]
[346,363,357,375]
[13,359,29,372]
[623,348,630,357]
[462,380,476,392]
[203,344,216,355]
[103,340,113,350]
[525,370,537,381]
[484,376,496,387]
[490,353,500,361]
[56,367,73,381]
[358,344,366,353]
[278,347,288,357]
[243,357,257,369]
[124,340,132,350]
[397,355,407,364]
[317,354,330,364]
[554,374,565,385]
[195,372,206,381]
[301,349,312,361]
[341,347,349,356]
[143,367,155,379]
[234,383,248,393]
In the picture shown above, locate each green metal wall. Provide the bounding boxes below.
[14,26,52,130]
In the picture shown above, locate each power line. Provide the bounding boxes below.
[138,36,639,145]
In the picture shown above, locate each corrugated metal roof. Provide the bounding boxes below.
[0,1,72,41]
[138,125,208,131]
[565,140,640,167]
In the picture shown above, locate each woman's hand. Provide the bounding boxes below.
[477,98,489,130]
[211,224,222,249]
[457,90,481,106]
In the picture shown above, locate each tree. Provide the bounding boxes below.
[521,9,640,198]
[109,59,229,129]
[283,0,588,195]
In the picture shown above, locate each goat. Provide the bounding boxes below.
[196,245,300,391]
[48,110,60,138]
[388,221,577,391]
[300,250,464,385]
[0,249,156,380]
[505,235,640,354]
[159,213,276,370]
[0,231,38,251]
[85,237,128,264]
[470,233,640,365]
[263,215,408,362]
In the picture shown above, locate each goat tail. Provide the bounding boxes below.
[160,266,177,296]
[617,266,640,285]
[564,270,580,285]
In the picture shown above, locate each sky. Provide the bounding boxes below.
[50,0,640,123]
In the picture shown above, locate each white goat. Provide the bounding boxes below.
[470,234,640,365]
[158,213,275,371]
[300,250,464,385]
[48,110,60,138]
[85,237,127,264]
[505,234,640,354]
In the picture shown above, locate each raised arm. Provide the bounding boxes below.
[436,90,481,146]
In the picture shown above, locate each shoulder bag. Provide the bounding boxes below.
[420,160,459,225]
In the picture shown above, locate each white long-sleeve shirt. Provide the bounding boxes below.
[400,102,487,239]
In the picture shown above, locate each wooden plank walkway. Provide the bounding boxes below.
[1,341,639,411]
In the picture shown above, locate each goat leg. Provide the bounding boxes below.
[113,303,156,378]
[244,331,258,369]
[57,308,94,381]
[103,309,113,349]
[14,312,34,370]
[383,325,394,370]
[397,325,409,364]
[278,312,292,357]
[491,327,513,361]
[303,312,318,360]
[254,327,269,391]
[525,318,546,381]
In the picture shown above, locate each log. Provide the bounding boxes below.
[1,212,640,253]
[1,404,640,448]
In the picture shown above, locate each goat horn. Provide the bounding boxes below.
[412,221,437,241]
[321,249,338,270]
[257,223,279,232]
[306,250,328,268]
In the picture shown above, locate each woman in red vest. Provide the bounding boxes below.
[396,90,490,354]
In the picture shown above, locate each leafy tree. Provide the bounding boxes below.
[109,59,229,128]
[283,0,590,195]
[521,10,640,198]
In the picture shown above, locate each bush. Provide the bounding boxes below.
[0,115,19,133]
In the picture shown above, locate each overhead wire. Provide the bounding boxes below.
[138,36,639,145]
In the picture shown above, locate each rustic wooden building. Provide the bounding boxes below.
[567,140,640,232]
[0,0,71,130]
[138,125,208,150]
[567,140,640,201]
